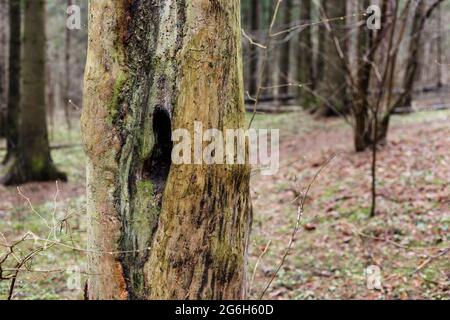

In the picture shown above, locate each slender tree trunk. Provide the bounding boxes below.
[398,0,426,109]
[0,0,7,137]
[82,0,251,300]
[297,0,314,108]
[263,0,275,96]
[248,0,260,96]
[353,0,372,152]
[46,64,55,139]
[3,0,20,164]
[317,1,347,116]
[63,0,72,131]
[2,0,66,185]
[315,0,325,90]
[277,0,292,103]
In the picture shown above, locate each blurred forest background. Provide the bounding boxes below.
[0,0,449,299]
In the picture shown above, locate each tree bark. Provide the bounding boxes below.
[2,0,66,185]
[82,0,251,300]
[297,0,314,108]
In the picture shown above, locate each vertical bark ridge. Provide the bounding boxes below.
[144,0,251,300]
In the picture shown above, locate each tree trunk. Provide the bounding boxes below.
[317,1,347,116]
[2,0,66,185]
[3,0,20,164]
[297,0,314,108]
[262,0,275,96]
[82,0,251,300]
[397,0,426,109]
[63,0,72,131]
[248,0,260,96]
[277,0,292,103]
[353,0,372,152]
[0,0,7,137]
[315,0,325,90]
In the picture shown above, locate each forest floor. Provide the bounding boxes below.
[0,108,449,300]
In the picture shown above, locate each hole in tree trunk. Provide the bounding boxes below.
[143,106,173,197]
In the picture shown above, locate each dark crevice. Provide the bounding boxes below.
[143,106,173,199]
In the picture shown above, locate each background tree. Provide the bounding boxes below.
[395,0,443,110]
[316,1,348,116]
[277,0,292,104]
[297,0,314,108]
[3,0,20,165]
[248,0,260,96]
[82,0,251,299]
[2,0,66,185]
[63,0,72,131]
[0,0,7,137]
[348,0,444,152]
[262,0,276,99]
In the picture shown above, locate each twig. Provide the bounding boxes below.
[242,29,267,49]
[249,240,271,296]
[413,247,450,275]
[258,153,339,299]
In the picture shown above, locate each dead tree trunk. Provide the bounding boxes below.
[82,0,252,300]
[2,0,66,185]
